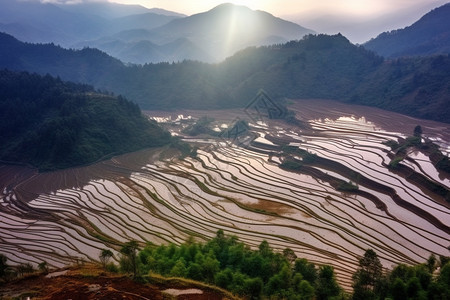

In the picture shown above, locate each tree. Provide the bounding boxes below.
[406,277,421,299]
[294,258,317,284]
[215,268,233,289]
[352,249,383,300]
[413,125,423,137]
[99,249,113,269]
[202,254,220,283]
[317,265,341,300]
[0,254,8,278]
[391,278,407,300]
[17,263,34,277]
[243,277,263,300]
[415,264,432,290]
[440,255,450,267]
[230,271,247,295]
[433,262,450,299]
[38,261,49,274]
[187,263,203,281]
[283,248,297,265]
[265,273,284,296]
[298,280,315,300]
[390,263,410,283]
[427,254,437,273]
[258,240,272,258]
[120,240,139,277]
[170,258,187,277]
[227,243,245,267]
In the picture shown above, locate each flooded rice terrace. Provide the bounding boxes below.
[1,99,449,288]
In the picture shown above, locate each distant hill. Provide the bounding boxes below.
[0,1,312,64]
[74,3,314,63]
[109,13,180,33]
[145,3,314,62]
[74,33,214,64]
[0,0,102,45]
[55,1,154,19]
[1,32,449,123]
[0,32,126,87]
[147,8,186,18]
[364,3,450,57]
[0,0,180,47]
[0,69,171,170]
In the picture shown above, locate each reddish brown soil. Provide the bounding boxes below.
[0,266,236,300]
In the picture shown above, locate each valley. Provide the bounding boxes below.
[1,99,449,290]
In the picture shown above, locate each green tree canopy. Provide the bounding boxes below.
[120,241,139,277]
[352,249,383,300]
[99,249,113,268]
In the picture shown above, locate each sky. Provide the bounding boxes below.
[109,0,447,17]
[38,0,449,43]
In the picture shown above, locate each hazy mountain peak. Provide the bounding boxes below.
[209,2,253,12]
[148,7,186,17]
[1,0,313,64]
[55,1,151,19]
[151,3,314,62]
[205,3,277,20]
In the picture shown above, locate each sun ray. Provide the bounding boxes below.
[223,5,239,58]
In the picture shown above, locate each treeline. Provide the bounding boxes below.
[0,69,171,170]
[115,231,449,300]
[0,254,49,281]
[1,32,449,123]
[352,249,450,300]
[2,231,449,299]
[113,230,342,300]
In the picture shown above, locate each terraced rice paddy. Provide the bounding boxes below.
[1,100,449,289]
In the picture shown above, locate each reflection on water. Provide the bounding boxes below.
[0,148,162,202]
[1,100,449,289]
[291,99,450,148]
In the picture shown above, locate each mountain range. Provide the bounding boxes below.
[286,0,449,44]
[364,3,450,57]
[0,1,313,64]
[0,1,449,124]
[1,31,449,123]
[2,1,449,63]
[73,3,314,63]
[0,1,180,51]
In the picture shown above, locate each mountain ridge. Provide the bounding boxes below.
[145,3,314,61]
[364,3,450,57]
[0,69,171,171]
[0,0,182,48]
[1,31,448,123]
[0,1,314,64]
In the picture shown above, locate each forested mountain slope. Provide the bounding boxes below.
[364,3,450,57]
[0,70,171,170]
[1,32,449,123]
